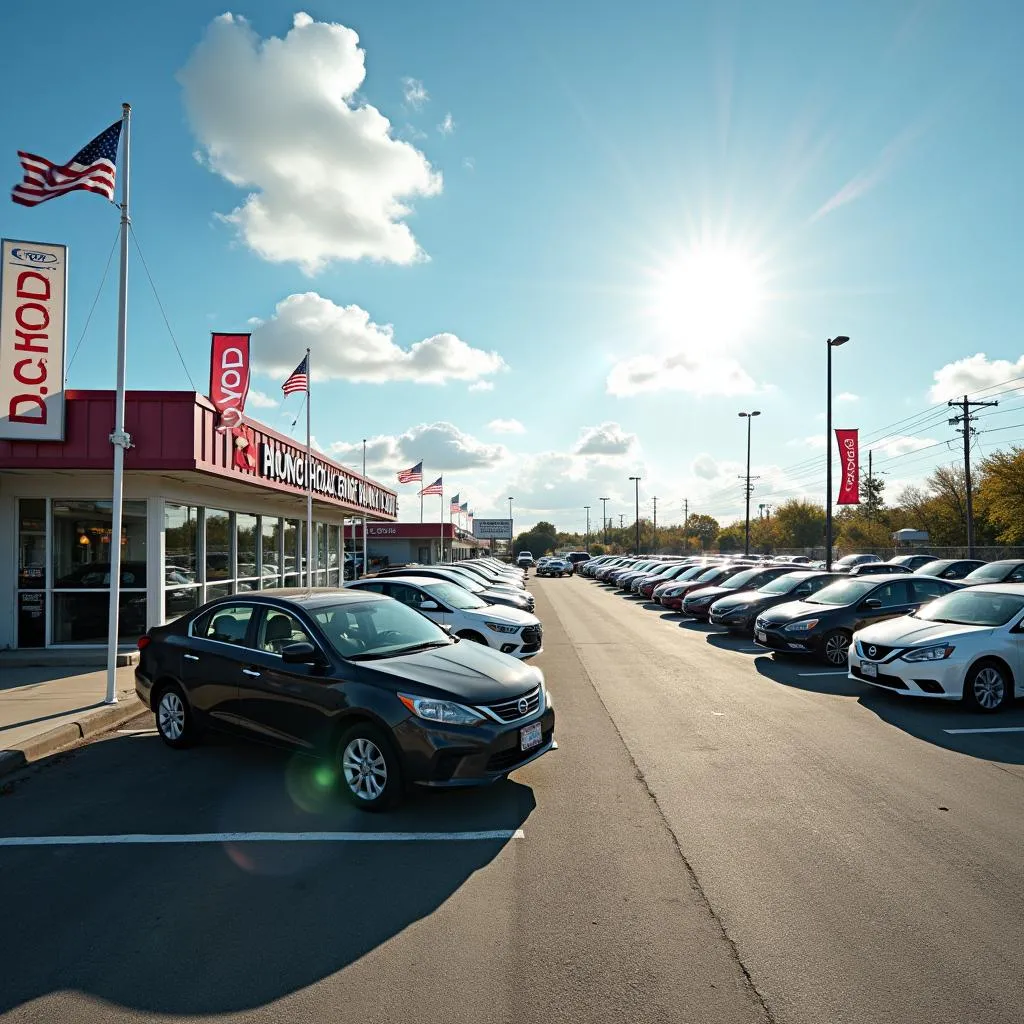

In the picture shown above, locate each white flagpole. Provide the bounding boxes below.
[305,347,312,588]
[361,439,367,577]
[104,102,131,706]
[440,489,444,562]
[420,464,424,524]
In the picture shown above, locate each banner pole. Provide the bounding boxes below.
[305,347,312,588]
[104,102,131,706]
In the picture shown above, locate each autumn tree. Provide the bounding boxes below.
[685,513,720,550]
[772,499,826,548]
[977,446,1024,543]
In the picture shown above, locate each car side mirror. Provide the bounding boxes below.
[438,623,453,634]
[419,600,440,611]
[862,598,883,610]
[281,642,323,665]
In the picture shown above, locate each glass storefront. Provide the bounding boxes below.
[205,508,232,584]
[261,516,282,589]
[165,503,200,619]
[284,519,301,587]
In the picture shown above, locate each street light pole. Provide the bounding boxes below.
[628,476,640,554]
[584,505,591,552]
[507,496,514,560]
[600,497,609,545]
[825,336,850,571]
[738,410,761,556]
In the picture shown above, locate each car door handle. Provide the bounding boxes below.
[183,654,199,662]
[242,668,261,678]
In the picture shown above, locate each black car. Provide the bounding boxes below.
[680,565,805,620]
[135,589,554,810]
[370,565,535,612]
[887,554,939,571]
[709,571,840,634]
[961,560,1024,586]
[753,574,959,666]
[913,558,987,580]
[832,553,883,573]
[848,563,911,577]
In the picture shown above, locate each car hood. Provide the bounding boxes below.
[685,584,732,603]
[366,640,543,703]
[713,590,775,612]
[854,617,993,647]
[482,589,530,607]
[462,605,538,627]
[758,599,826,625]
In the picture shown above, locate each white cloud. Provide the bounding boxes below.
[837,392,860,402]
[462,156,475,171]
[331,422,507,471]
[468,380,494,392]
[402,77,428,109]
[488,418,525,434]
[607,351,762,397]
[252,292,507,385]
[787,435,826,450]
[879,435,937,457]
[692,454,720,479]
[179,13,442,273]
[246,389,278,409]
[928,353,1024,403]
[573,422,637,455]
[438,112,455,136]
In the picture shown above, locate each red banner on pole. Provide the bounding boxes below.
[209,333,251,431]
[835,428,860,504]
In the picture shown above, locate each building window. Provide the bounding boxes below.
[284,518,301,586]
[16,499,47,647]
[205,508,233,591]
[165,503,200,620]
[261,516,282,589]
[236,513,260,592]
[50,499,147,644]
[327,525,340,587]
[316,521,328,587]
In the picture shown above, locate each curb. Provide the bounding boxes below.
[0,698,148,781]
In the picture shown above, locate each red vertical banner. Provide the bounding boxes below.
[835,428,860,504]
[208,333,251,431]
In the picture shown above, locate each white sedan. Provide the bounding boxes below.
[348,576,543,659]
[849,584,1024,711]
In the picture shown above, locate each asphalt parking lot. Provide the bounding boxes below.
[2,572,1023,1023]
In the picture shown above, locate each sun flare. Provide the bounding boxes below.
[648,243,767,344]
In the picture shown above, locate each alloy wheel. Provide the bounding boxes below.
[824,632,850,666]
[973,666,1006,710]
[342,737,388,802]
[158,690,185,741]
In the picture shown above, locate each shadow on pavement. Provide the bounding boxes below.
[857,690,1024,765]
[0,731,536,1016]
[753,655,866,697]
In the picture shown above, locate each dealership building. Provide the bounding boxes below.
[0,389,399,650]
[344,521,490,569]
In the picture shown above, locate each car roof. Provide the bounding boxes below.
[205,587,387,609]
[966,583,1024,595]
[351,575,447,588]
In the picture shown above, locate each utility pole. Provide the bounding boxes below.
[628,476,641,555]
[949,394,998,557]
[600,497,609,545]
[652,496,657,551]
[584,505,591,552]
[619,514,625,529]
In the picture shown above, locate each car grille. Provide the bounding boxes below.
[851,665,908,689]
[520,625,542,649]
[856,641,897,661]
[486,728,553,771]
[483,685,542,722]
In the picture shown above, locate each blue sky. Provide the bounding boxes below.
[4,0,1024,532]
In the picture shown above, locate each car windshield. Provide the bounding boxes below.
[722,568,763,588]
[914,560,950,574]
[807,579,878,606]
[759,573,807,595]
[695,566,723,582]
[835,555,865,567]
[423,581,487,610]
[675,565,708,581]
[964,562,1017,582]
[915,590,1024,627]
[313,599,451,659]
[443,570,487,593]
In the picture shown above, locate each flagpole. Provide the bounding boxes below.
[361,439,368,577]
[305,347,312,588]
[440,489,444,562]
[104,102,131,706]
[420,464,424,524]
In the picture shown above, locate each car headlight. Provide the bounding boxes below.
[398,693,485,725]
[901,644,955,662]
[783,619,819,633]
[485,622,520,634]
[664,587,685,597]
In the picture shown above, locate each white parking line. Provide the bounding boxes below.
[942,727,1024,735]
[0,830,526,848]
[798,671,847,677]
[116,729,158,736]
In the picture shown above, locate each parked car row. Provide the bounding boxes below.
[136,556,556,811]
[579,553,1024,712]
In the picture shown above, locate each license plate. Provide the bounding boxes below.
[520,722,542,751]
[861,662,878,679]
[756,630,767,643]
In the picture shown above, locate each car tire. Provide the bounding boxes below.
[338,722,403,811]
[456,630,488,645]
[963,659,1012,713]
[154,682,197,749]
[820,629,852,667]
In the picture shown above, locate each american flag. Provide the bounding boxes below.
[460,502,469,514]
[397,461,423,484]
[282,355,309,395]
[12,120,122,207]
[419,477,442,496]
[449,493,460,512]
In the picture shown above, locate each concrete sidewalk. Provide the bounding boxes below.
[0,665,147,779]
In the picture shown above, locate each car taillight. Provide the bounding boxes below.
[137,635,151,650]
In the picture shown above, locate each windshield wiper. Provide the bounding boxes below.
[350,639,453,661]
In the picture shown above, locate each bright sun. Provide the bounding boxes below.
[648,243,766,344]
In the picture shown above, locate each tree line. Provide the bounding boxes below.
[512,446,1024,556]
